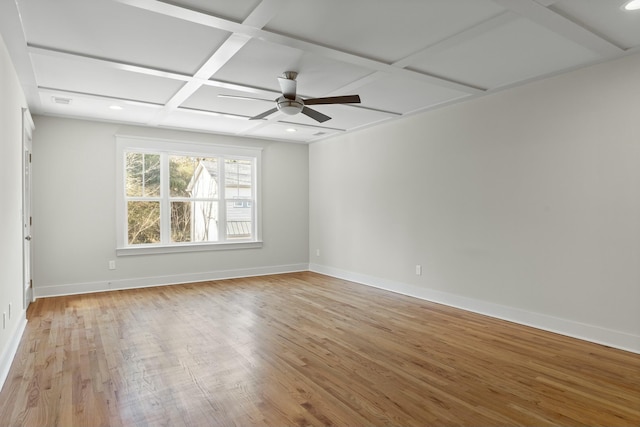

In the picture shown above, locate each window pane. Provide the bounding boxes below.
[126,152,160,197]
[118,137,261,250]
[127,201,160,244]
[170,201,191,242]
[225,159,252,199]
[171,156,217,198]
[191,200,219,242]
[226,200,252,239]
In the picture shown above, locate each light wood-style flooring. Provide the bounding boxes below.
[0,272,639,426]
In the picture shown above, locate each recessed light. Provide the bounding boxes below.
[109,105,123,110]
[624,0,640,10]
[286,128,297,133]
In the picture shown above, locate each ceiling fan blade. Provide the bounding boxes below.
[304,95,361,105]
[218,94,274,102]
[301,106,331,123]
[249,107,278,120]
[278,77,297,100]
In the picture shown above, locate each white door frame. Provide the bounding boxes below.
[22,108,34,309]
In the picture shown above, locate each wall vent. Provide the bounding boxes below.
[52,96,72,105]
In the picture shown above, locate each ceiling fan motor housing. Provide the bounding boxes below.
[276,95,304,115]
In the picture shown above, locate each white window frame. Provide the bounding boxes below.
[115,135,262,256]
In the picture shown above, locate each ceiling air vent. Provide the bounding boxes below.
[313,131,326,136]
[52,96,72,105]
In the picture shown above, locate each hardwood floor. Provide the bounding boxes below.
[0,272,638,426]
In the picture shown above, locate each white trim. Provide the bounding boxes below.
[116,240,263,256]
[22,108,34,139]
[34,263,309,298]
[115,135,262,252]
[309,263,640,355]
[0,314,27,393]
[21,108,34,311]
[114,134,264,156]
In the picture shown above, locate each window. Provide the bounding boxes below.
[116,136,262,255]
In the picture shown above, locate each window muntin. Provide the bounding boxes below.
[116,137,261,254]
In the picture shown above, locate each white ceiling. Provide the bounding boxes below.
[1,0,639,143]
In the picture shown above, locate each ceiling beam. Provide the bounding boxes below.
[113,0,484,95]
[534,0,560,6]
[147,34,252,125]
[392,11,518,69]
[145,0,289,126]
[242,0,292,28]
[323,12,519,101]
[38,86,164,107]
[192,34,252,81]
[28,44,283,100]
[492,0,624,57]
[0,0,41,111]
[28,45,192,81]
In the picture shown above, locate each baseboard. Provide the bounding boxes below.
[0,314,27,393]
[32,262,640,354]
[34,263,310,298]
[309,263,640,354]
[26,287,33,307]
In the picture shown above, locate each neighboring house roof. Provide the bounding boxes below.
[187,160,251,194]
[226,221,251,238]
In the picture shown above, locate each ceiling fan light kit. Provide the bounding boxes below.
[276,96,304,115]
[249,71,361,123]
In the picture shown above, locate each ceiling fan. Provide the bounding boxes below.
[227,71,361,123]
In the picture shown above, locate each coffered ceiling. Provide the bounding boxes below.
[1,0,639,143]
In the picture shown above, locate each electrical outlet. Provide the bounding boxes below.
[316,249,320,257]
[415,265,422,276]
[108,260,116,270]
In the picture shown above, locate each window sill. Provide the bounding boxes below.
[116,241,263,256]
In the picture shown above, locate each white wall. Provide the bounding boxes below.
[32,117,309,296]
[0,34,29,389]
[310,52,640,353]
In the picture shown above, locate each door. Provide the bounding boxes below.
[22,108,34,309]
